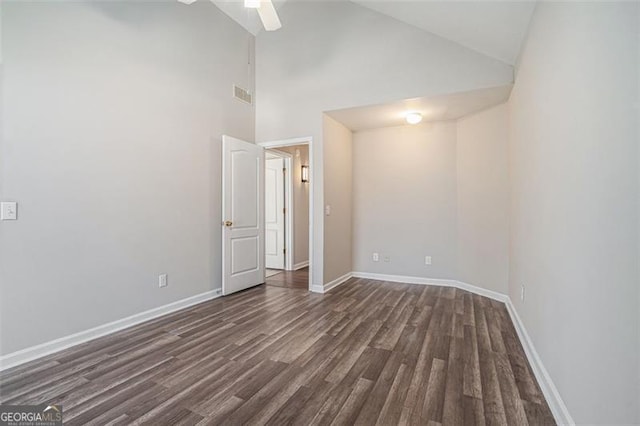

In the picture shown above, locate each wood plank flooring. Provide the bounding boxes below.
[0,278,555,425]
[265,267,308,290]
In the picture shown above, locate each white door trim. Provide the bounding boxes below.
[259,137,311,149]
[258,137,314,292]
[265,149,294,271]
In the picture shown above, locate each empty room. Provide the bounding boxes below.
[0,0,638,425]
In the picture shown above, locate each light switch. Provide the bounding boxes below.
[1,202,17,220]
[325,205,331,216]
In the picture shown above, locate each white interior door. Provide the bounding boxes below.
[222,135,264,296]
[265,157,285,269]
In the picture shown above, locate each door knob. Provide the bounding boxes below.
[224,221,233,227]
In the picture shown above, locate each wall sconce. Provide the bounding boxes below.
[301,165,309,183]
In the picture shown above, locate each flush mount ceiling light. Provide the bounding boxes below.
[405,112,423,125]
[244,0,260,8]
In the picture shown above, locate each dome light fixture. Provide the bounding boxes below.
[405,112,423,125]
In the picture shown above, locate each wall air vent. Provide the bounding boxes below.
[233,85,253,105]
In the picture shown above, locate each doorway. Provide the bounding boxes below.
[265,150,291,271]
[260,138,313,291]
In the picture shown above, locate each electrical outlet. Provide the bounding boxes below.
[372,253,379,262]
[325,205,331,216]
[383,256,390,263]
[1,202,17,220]
[424,256,432,265]
[159,274,168,288]
[520,284,525,302]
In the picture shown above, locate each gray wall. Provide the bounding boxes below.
[323,115,353,283]
[0,1,255,355]
[276,145,310,267]
[352,122,458,279]
[351,112,509,292]
[456,104,509,294]
[508,2,639,423]
[255,0,513,286]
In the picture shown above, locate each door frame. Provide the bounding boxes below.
[258,137,314,292]
[265,149,294,271]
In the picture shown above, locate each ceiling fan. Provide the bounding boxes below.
[178,0,282,32]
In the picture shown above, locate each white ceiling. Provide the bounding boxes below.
[350,1,536,65]
[210,0,288,35]
[325,85,512,132]
[209,0,535,64]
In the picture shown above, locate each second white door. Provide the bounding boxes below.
[265,157,285,269]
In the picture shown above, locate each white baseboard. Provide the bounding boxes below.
[350,271,572,425]
[351,272,508,303]
[0,288,222,372]
[310,284,324,294]
[293,261,309,271]
[451,279,509,303]
[352,271,457,287]
[504,300,574,425]
[323,272,353,293]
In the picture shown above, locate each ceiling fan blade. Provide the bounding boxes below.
[257,0,282,31]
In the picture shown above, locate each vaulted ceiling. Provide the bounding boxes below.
[210,0,288,36]
[210,0,536,65]
[349,1,535,65]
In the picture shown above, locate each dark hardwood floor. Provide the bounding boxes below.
[265,267,308,290]
[0,278,555,425]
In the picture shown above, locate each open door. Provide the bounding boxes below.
[265,156,285,269]
[222,135,265,296]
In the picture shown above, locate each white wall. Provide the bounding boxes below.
[255,0,513,286]
[456,104,509,294]
[0,1,255,355]
[276,145,310,267]
[508,2,639,423]
[352,122,458,279]
[323,115,353,283]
